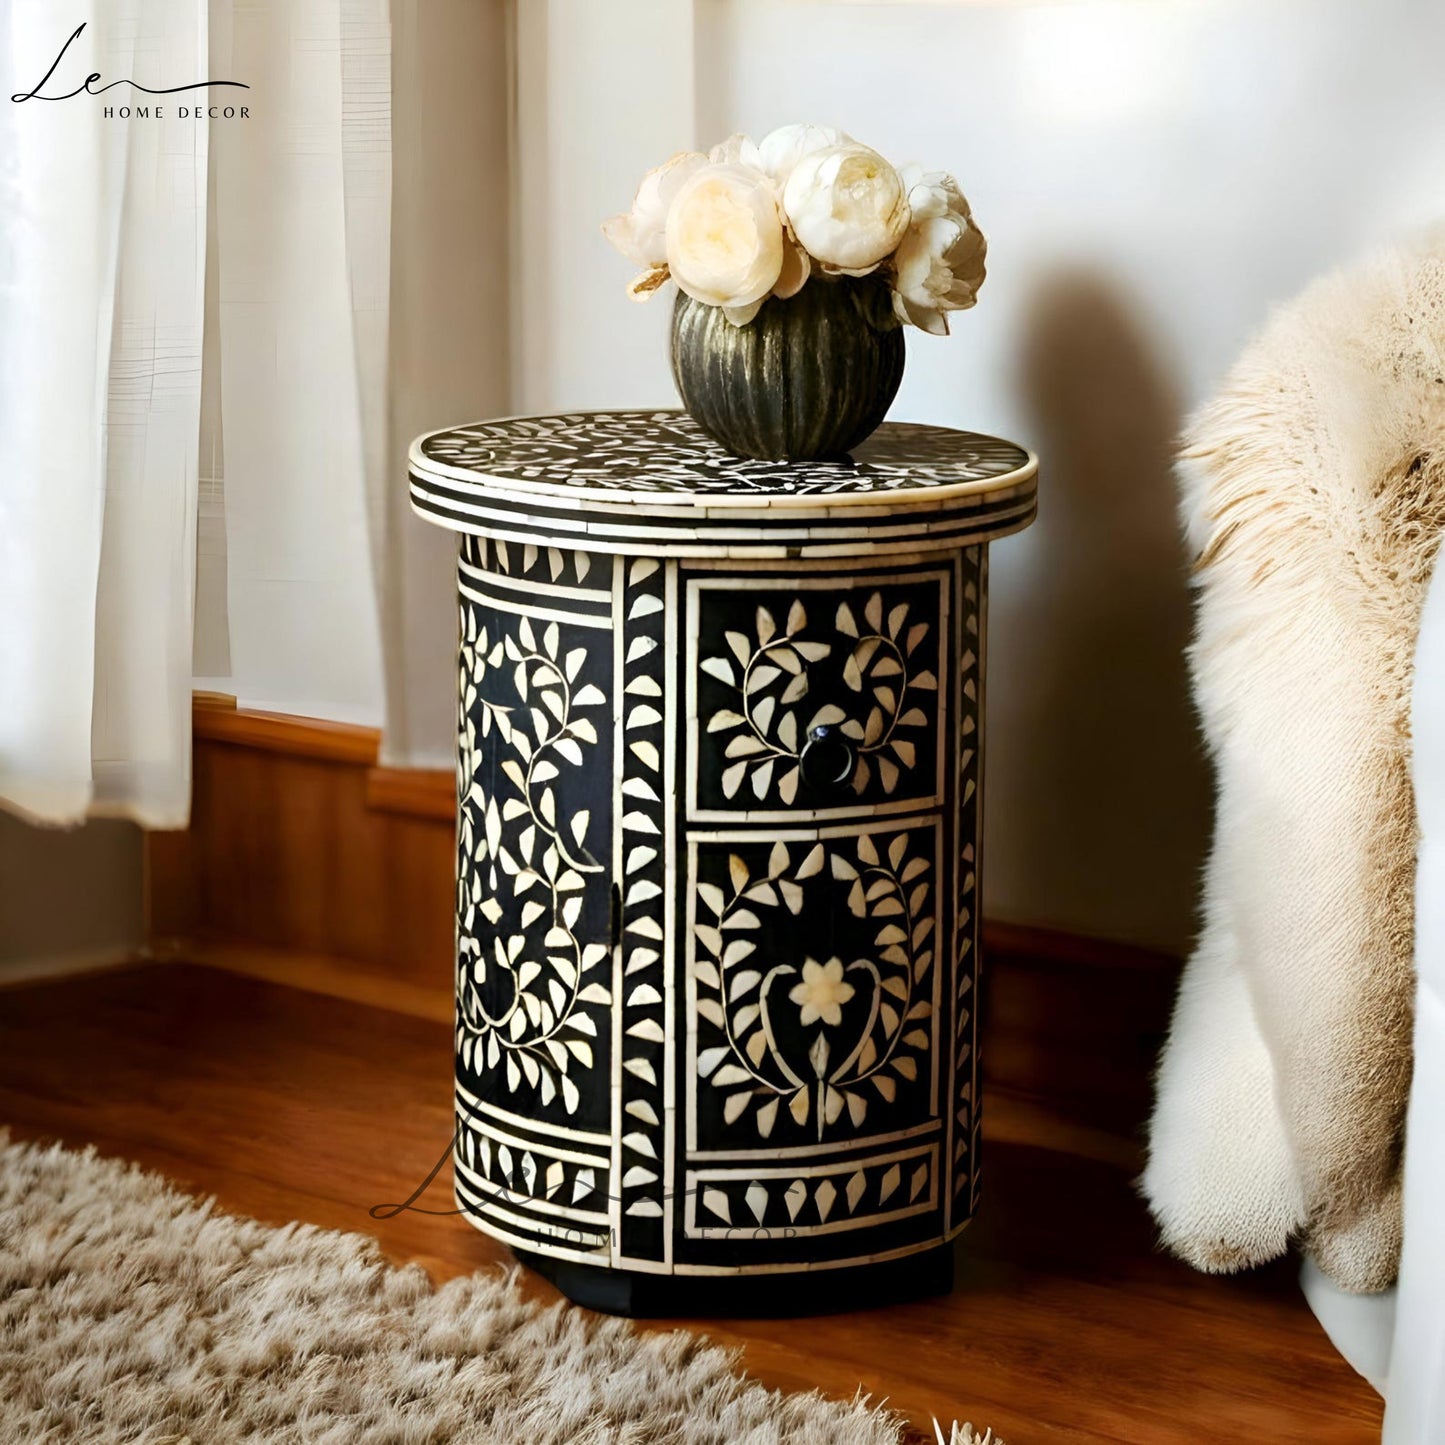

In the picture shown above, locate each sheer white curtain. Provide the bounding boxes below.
[197,0,519,764]
[0,0,686,827]
[195,0,386,724]
[381,0,512,766]
[1,0,398,829]
[0,0,208,827]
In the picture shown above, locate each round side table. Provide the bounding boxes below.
[409,410,1037,1316]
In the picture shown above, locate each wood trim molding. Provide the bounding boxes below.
[192,699,381,766]
[364,766,454,821]
[154,699,1179,1146]
[152,936,453,1025]
[190,699,452,817]
[0,947,149,990]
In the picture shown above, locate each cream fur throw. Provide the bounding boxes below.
[1143,241,1445,1293]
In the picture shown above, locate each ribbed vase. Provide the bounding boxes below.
[670,276,905,462]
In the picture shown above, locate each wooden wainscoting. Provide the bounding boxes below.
[147,697,1180,1155]
[146,698,456,1001]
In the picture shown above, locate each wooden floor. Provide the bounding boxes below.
[0,962,1382,1444]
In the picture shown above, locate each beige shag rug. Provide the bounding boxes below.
[0,1135,1001,1444]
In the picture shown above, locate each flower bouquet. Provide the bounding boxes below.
[605,124,986,462]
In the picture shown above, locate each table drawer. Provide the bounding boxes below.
[686,563,956,823]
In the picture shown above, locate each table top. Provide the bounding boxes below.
[409,409,1037,559]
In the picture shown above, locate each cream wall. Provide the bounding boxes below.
[519,0,1444,951]
[511,0,696,415]
[17,2,1433,954]
[161,0,1445,951]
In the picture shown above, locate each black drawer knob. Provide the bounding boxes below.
[800,724,856,795]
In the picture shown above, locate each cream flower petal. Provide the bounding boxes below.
[667,162,785,312]
[722,299,766,327]
[757,122,850,185]
[771,235,811,300]
[603,150,708,268]
[782,144,910,274]
[707,132,765,171]
[890,177,986,334]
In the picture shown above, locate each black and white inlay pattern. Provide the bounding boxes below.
[951,552,983,1226]
[452,536,617,1261]
[613,555,673,1266]
[419,411,1029,497]
[422,412,1033,1306]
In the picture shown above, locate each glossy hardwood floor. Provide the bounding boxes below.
[0,962,1382,1444]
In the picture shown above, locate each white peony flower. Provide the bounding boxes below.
[666,161,786,325]
[781,143,910,275]
[602,150,708,299]
[756,122,850,186]
[707,132,766,170]
[604,131,986,333]
[890,167,986,334]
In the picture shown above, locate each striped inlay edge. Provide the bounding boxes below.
[409,410,1037,558]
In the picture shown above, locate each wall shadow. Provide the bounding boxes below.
[986,270,1211,953]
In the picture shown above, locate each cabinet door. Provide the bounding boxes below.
[670,554,983,1275]
[680,817,950,1270]
[452,537,617,1263]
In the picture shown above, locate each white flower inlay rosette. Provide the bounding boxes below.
[604,123,986,333]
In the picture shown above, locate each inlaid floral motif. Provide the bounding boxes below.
[456,1115,602,1210]
[455,602,612,1115]
[790,958,854,1026]
[693,831,936,1141]
[701,591,937,803]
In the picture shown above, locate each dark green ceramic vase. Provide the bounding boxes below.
[670,275,905,462]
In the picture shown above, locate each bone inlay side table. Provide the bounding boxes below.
[409,410,1038,1315]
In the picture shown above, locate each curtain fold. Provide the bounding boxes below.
[380,0,512,768]
[0,0,207,828]
[199,0,385,725]
[0,0,683,820]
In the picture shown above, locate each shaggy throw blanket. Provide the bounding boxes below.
[1143,240,1445,1292]
[0,1133,1001,1444]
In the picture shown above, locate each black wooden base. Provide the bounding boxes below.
[512,1241,956,1318]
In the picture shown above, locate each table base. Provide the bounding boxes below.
[509,1240,958,1318]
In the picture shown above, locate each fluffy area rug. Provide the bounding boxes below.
[0,1134,999,1444]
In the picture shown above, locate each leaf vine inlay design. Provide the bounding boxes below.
[694,832,935,1142]
[420,412,1030,497]
[702,591,937,803]
[455,603,611,1115]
